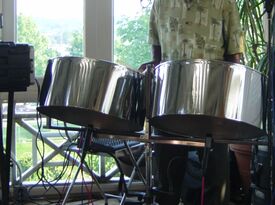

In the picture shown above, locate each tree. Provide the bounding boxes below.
[17,14,58,77]
[114,9,152,69]
[68,30,83,56]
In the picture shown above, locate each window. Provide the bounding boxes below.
[2,0,153,74]
[113,0,152,70]
[0,0,153,186]
[16,0,84,77]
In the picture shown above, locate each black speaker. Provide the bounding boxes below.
[0,42,34,91]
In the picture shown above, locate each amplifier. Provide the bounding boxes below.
[0,42,34,91]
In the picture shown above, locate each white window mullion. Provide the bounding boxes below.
[2,0,16,41]
[0,0,3,40]
[84,0,113,61]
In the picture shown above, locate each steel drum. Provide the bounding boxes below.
[151,59,267,140]
[37,57,145,133]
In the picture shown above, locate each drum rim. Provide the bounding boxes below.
[155,59,265,76]
[51,56,139,73]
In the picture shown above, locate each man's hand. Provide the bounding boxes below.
[224,53,242,64]
[138,45,162,72]
[138,61,159,72]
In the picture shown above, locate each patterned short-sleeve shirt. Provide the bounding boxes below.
[149,0,244,61]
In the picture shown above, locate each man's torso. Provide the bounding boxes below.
[149,0,243,61]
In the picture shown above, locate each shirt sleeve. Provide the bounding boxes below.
[223,0,244,55]
[148,1,160,46]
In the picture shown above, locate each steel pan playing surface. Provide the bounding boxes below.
[150,59,267,140]
[37,57,145,133]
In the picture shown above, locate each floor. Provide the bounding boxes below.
[22,193,144,205]
[17,186,249,205]
[31,197,247,205]
[22,196,247,205]
[23,198,142,205]
[65,199,243,205]
[23,199,121,205]
[68,199,122,205]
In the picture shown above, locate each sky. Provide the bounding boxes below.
[17,0,83,19]
[17,0,145,20]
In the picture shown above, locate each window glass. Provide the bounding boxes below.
[17,0,84,77]
[114,0,152,70]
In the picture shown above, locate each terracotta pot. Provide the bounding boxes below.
[230,144,252,193]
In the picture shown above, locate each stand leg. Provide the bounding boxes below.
[126,151,146,189]
[62,128,108,205]
[124,141,146,185]
[62,159,83,205]
[144,142,153,205]
[201,136,213,205]
[82,160,108,205]
[118,142,145,205]
[0,91,15,204]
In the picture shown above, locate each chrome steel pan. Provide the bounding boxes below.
[37,57,145,133]
[151,59,267,140]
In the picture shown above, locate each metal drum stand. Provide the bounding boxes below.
[61,127,108,205]
[37,57,150,205]
[142,58,271,205]
[142,63,215,205]
[143,63,154,205]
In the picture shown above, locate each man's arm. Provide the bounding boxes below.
[138,45,162,72]
[152,45,162,65]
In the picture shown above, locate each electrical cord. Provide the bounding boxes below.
[27,78,75,204]
[10,152,23,185]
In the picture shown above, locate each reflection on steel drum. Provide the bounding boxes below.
[151,59,266,140]
[38,57,145,133]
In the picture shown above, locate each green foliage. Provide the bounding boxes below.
[114,9,152,69]
[86,155,116,174]
[17,153,32,172]
[68,30,83,56]
[236,0,267,73]
[16,136,117,182]
[17,15,59,77]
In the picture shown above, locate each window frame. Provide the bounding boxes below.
[1,0,114,102]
